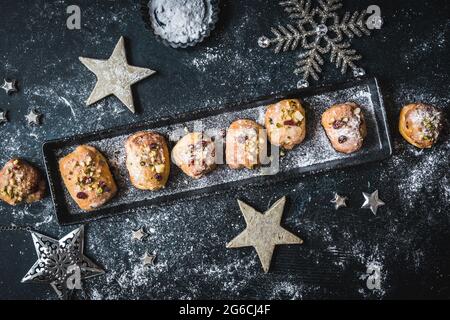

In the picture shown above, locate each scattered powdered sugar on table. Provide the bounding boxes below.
[149,0,209,44]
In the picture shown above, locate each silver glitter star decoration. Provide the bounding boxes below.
[142,251,156,267]
[21,226,104,300]
[131,227,148,241]
[0,109,8,124]
[227,196,303,273]
[258,0,372,86]
[331,193,347,210]
[25,109,41,125]
[1,79,18,94]
[79,36,156,113]
[361,190,385,215]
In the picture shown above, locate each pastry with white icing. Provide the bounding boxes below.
[399,103,443,148]
[321,102,367,154]
[172,132,216,179]
[265,99,306,150]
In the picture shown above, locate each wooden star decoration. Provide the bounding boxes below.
[79,36,156,113]
[226,196,303,273]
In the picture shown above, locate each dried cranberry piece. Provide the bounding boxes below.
[283,120,296,126]
[333,120,345,129]
[82,176,94,184]
[76,192,88,199]
[155,173,162,181]
[149,143,158,149]
[201,140,208,148]
[98,181,107,188]
[338,136,348,144]
[237,136,247,144]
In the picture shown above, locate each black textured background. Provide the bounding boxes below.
[0,0,449,300]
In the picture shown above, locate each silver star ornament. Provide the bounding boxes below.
[331,193,347,210]
[361,190,385,215]
[142,251,156,267]
[1,79,18,94]
[0,109,8,124]
[227,196,303,273]
[79,36,156,113]
[25,109,41,125]
[131,227,148,241]
[21,226,104,300]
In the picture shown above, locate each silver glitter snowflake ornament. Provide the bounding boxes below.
[258,0,372,86]
[21,226,104,299]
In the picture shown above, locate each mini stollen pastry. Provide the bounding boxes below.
[321,102,367,154]
[0,159,45,206]
[59,145,117,211]
[265,99,306,150]
[125,131,170,190]
[172,132,216,179]
[226,119,266,169]
[399,103,443,148]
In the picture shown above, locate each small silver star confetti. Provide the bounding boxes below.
[131,227,148,241]
[141,251,156,267]
[79,36,156,113]
[361,190,385,215]
[0,109,8,124]
[25,109,41,125]
[331,193,347,210]
[1,79,18,94]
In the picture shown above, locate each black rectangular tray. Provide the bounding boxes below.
[42,77,392,225]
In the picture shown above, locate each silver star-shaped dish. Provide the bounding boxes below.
[361,190,385,215]
[227,196,303,273]
[25,109,41,125]
[131,227,148,241]
[79,36,156,113]
[1,79,18,94]
[21,226,104,300]
[141,251,156,267]
[331,193,347,210]
[0,109,8,124]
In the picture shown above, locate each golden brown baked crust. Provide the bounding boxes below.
[125,131,170,190]
[265,99,306,150]
[0,159,45,206]
[399,103,443,149]
[321,102,367,154]
[226,119,266,169]
[58,145,117,211]
[172,132,216,179]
